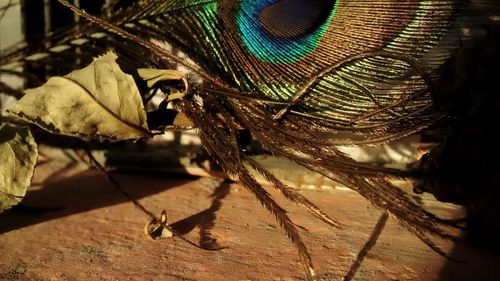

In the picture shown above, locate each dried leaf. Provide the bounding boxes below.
[144,210,173,240]
[138,68,189,101]
[137,68,186,88]
[7,52,150,141]
[171,112,194,128]
[0,124,38,212]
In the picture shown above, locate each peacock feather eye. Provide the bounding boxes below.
[236,0,338,63]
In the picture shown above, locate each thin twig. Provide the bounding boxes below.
[79,142,222,251]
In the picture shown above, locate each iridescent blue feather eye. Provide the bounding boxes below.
[236,0,338,63]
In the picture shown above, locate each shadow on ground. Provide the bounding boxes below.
[0,169,198,234]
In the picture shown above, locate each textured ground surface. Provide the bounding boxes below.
[1,159,499,281]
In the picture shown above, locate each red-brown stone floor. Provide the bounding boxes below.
[1,163,499,280]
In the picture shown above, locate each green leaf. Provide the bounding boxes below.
[0,124,38,213]
[6,52,150,141]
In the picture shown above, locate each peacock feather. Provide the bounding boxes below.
[1,1,499,279]
[116,0,457,140]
